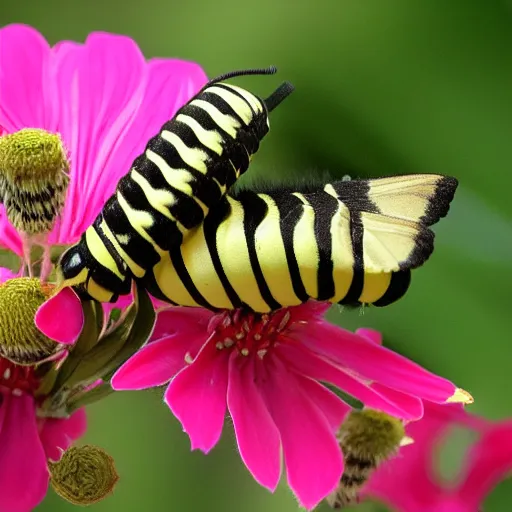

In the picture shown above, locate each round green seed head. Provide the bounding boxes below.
[0,277,59,364]
[49,445,119,506]
[338,409,406,462]
[0,128,69,187]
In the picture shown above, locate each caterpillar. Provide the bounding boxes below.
[57,67,295,302]
[137,173,458,312]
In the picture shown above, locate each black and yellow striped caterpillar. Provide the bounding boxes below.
[57,67,295,302]
[139,174,457,311]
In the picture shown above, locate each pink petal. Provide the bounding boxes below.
[296,321,459,404]
[112,331,205,390]
[457,420,512,509]
[226,354,281,491]
[35,287,83,345]
[355,328,383,345]
[0,216,21,255]
[151,307,214,341]
[260,356,343,510]
[39,408,88,461]
[292,374,351,432]
[370,383,424,420]
[164,339,229,453]
[0,267,16,283]
[0,24,50,131]
[277,343,423,420]
[0,394,49,512]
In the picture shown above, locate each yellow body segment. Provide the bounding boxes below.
[216,198,271,312]
[291,194,319,299]
[254,195,301,307]
[180,223,234,309]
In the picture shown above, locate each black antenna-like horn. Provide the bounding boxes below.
[264,81,295,112]
[206,66,278,87]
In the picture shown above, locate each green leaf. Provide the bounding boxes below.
[66,382,115,414]
[101,284,156,381]
[62,301,138,388]
[52,300,104,393]
[62,283,155,388]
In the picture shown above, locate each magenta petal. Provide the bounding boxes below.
[292,374,350,432]
[151,307,214,341]
[227,354,281,491]
[457,420,512,509]
[164,339,229,453]
[112,331,205,390]
[0,267,16,283]
[0,24,50,131]
[297,322,459,404]
[260,356,343,510]
[278,344,422,420]
[35,288,83,345]
[0,394,49,512]
[39,408,87,461]
[355,328,383,345]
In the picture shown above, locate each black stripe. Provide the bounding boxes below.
[272,192,310,303]
[339,208,364,306]
[373,270,411,307]
[139,271,178,306]
[92,216,127,275]
[343,455,376,471]
[81,231,131,296]
[238,192,282,310]
[214,83,258,117]
[331,180,375,307]
[143,137,206,229]
[202,198,244,308]
[331,179,380,214]
[101,196,160,271]
[168,244,215,310]
[303,191,339,300]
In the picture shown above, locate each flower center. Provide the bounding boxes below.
[0,356,40,396]
[210,309,292,359]
[0,277,60,364]
[0,128,69,187]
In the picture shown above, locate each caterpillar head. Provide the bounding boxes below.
[56,242,131,303]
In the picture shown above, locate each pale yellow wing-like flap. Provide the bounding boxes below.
[366,174,458,226]
[360,211,430,273]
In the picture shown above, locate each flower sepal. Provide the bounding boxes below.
[37,282,156,419]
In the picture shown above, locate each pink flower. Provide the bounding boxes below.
[112,302,472,509]
[0,23,207,253]
[0,24,207,510]
[364,401,512,512]
[0,22,207,352]
[0,357,87,512]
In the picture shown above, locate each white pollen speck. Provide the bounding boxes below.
[278,311,291,332]
[224,338,234,348]
[12,388,23,397]
[235,332,244,340]
[3,369,11,379]
[241,348,249,356]
[257,349,267,359]
[215,341,224,350]
[242,321,250,333]
[253,333,262,341]
[184,352,193,364]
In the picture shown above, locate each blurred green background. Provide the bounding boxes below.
[2,0,512,510]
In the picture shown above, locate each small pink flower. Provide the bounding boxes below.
[364,401,512,511]
[0,23,207,253]
[0,357,87,512]
[112,302,471,509]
